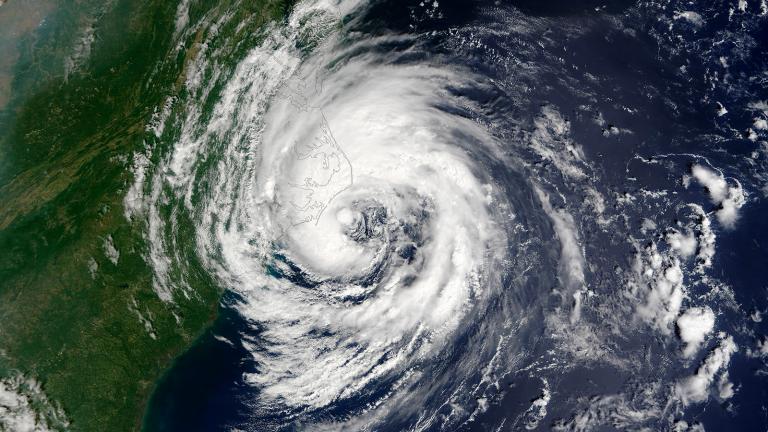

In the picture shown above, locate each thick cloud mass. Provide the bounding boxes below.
[128,0,767,429]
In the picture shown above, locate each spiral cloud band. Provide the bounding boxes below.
[126,0,761,429]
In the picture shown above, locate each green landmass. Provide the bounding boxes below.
[0,0,287,430]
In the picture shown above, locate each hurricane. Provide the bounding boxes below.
[120,0,768,430]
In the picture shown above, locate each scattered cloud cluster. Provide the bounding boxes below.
[0,374,68,432]
[666,229,697,258]
[530,106,587,180]
[631,242,685,334]
[523,379,551,430]
[552,389,662,432]
[103,235,120,265]
[690,165,746,229]
[688,205,716,273]
[676,307,715,358]
[535,187,587,325]
[675,335,737,405]
[673,11,705,27]
[759,337,768,356]
[747,336,768,358]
